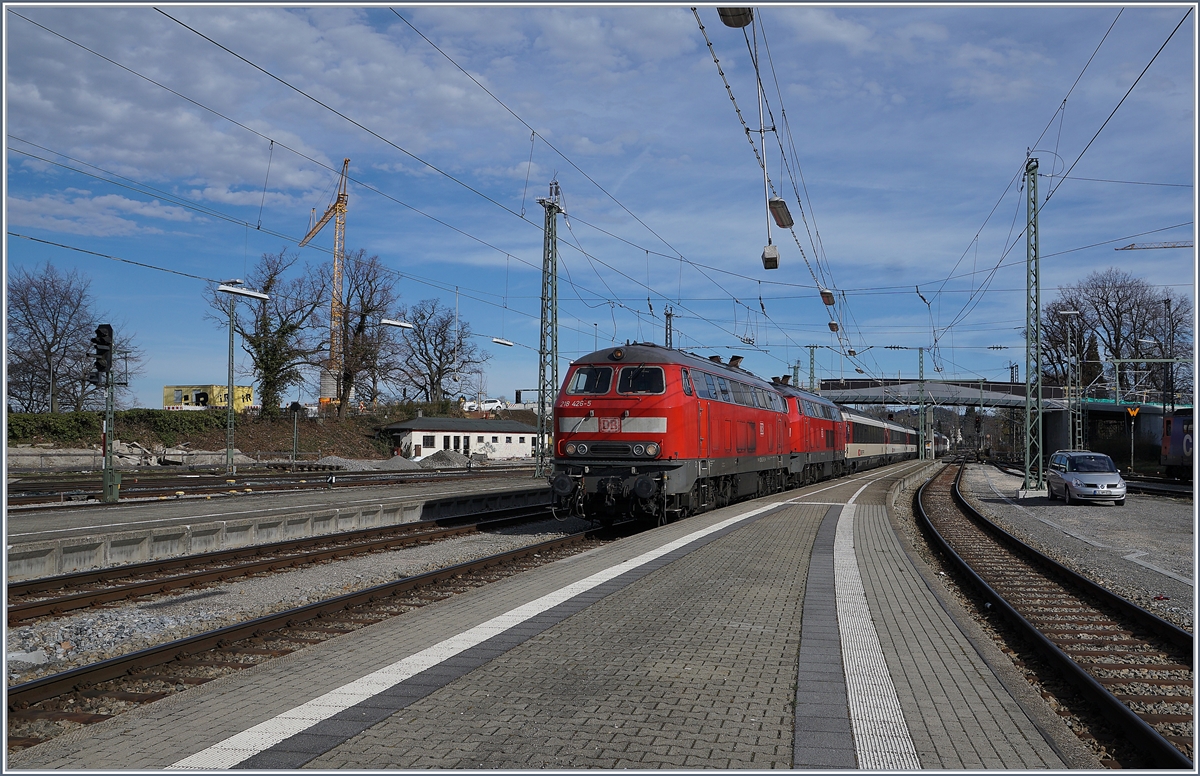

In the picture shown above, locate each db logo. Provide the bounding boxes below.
[759,421,765,435]
[599,417,621,433]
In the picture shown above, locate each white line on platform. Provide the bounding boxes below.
[165,500,784,770]
[835,479,921,770]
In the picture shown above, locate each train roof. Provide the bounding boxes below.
[839,404,919,434]
[571,343,802,395]
[569,343,912,429]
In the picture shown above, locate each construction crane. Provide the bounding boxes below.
[1114,241,1193,250]
[299,158,349,401]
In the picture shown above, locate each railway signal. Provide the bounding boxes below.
[88,324,113,387]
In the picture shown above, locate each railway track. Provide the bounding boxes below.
[7,527,607,752]
[916,461,1193,768]
[7,504,553,625]
[6,465,535,508]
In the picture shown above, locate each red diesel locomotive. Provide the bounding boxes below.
[549,342,919,523]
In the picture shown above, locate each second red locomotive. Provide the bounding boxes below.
[549,342,921,524]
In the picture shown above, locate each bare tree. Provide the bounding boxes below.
[206,249,327,419]
[335,250,399,416]
[1043,268,1193,400]
[6,262,142,412]
[386,298,491,402]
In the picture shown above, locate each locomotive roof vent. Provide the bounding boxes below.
[709,355,723,363]
[781,375,791,385]
[729,355,744,369]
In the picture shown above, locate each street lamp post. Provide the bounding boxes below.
[217,282,269,475]
[1059,310,1079,449]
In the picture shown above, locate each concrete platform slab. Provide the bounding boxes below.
[6,461,1092,770]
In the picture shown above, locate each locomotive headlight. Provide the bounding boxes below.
[645,443,660,457]
[632,443,645,456]
[576,443,588,455]
[565,443,577,455]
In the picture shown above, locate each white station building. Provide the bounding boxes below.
[383,418,542,460]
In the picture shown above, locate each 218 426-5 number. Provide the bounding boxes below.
[559,399,593,408]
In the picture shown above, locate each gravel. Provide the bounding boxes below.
[419,449,471,468]
[957,464,1193,632]
[312,455,424,471]
[6,515,593,686]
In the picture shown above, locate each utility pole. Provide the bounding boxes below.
[1009,362,1020,455]
[1022,157,1044,494]
[918,346,925,460]
[807,345,818,392]
[664,305,674,349]
[227,291,236,473]
[535,181,562,478]
[1060,309,1081,451]
[1164,298,1174,413]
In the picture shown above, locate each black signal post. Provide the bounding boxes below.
[91,324,120,503]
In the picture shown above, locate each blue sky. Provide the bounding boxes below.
[5,4,1196,408]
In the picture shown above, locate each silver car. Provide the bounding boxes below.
[1047,451,1127,506]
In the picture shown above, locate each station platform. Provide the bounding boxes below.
[6,475,548,581]
[6,460,1099,770]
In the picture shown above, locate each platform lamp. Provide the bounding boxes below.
[217,281,269,475]
[378,317,415,412]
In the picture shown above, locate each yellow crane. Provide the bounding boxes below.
[299,158,349,400]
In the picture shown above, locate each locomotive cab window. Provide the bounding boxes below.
[618,365,665,394]
[566,366,613,395]
[681,368,694,396]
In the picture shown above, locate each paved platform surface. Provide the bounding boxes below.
[6,474,543,546]
[7,460,1092,770]
[7,475,548,580]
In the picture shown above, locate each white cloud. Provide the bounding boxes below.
[778,8,878,56]
[7,192,197,236]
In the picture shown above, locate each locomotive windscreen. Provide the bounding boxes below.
[567,366,613,395]
[618,365,665,394]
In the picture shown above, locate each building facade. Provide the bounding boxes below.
[383,418,541,460]
[163,385,255,411]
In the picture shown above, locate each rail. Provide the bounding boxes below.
[914,461,1192,769]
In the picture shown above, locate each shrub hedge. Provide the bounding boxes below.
[7,409,227,444]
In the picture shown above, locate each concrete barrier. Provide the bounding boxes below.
[7,487,551,581]
[888,459,946,509]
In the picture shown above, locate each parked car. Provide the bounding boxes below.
[463,398,507,412]
[1046,450,1127,506]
